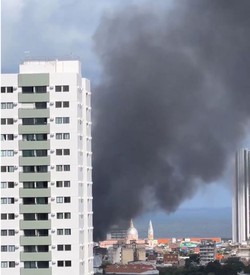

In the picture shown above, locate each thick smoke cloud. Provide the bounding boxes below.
[92,0,250,239]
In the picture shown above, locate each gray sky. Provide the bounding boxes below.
[3,0,249,238]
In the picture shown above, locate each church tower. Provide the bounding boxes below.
[148,220,154,240]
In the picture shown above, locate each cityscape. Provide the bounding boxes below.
[1,1,250,275]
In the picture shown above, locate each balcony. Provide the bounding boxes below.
[19,109,50,118]
[20,220,51,230]
[20,251,52,261]
[19,156,50,166]
[19,188,51,198]
[20,236,51,245]
[18,124,50,134]
[18,93,49,103]
[19,172,50,182]
[20,267,52,275]
[19,140,50,150]
[20,204,51,214]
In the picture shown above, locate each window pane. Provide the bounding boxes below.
[35,102,47,109]
[7,87,13,93]
[56,149,62,155]
[22,87,33,93]
[65,261,71,266]
[64,181,70,187]
[35,86,46,93]
[63,101,69,107]
[55,102,62,108]
[55,86,61,92]
[57,245,63,251]
[56,181,63,187]
[63,85,69,92]
[63,133,70,139]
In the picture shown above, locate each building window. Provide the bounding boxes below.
[1,118,14,125]
[35,102,47,109]
[57,261,64,267]
[22,86,47,93]
[55,133,70,140]
[64,165,70,171]
[55,117,70,124]
[1,102,14,109]
[56,181,63,187]
[64,181,70,187]
[56,165,70,172]
[35,86,47,93]
[1,230,7,236]
[22,87,33,93]
[22,118,47,125]
[55,85,69,92]
[1,150,14,157]
[1,134,14,141]
[23,166,48,173]
[56,181,70,188]
[9,213,15,219]
[9,261,15,268]
[24,261,36,268]
[64,197,70,203]
[1,246,8,252]
[22,134,47,141]
[64,213,71,219]
[0,182,14,189]
[64,229,71,235]
[8,246,15,252]
[55,101,69,108]
[1,198,15,204]
[57,229,63,235]
[1,213,15,220]
[56,149,70,156]
[1,87,13,93]
[1,229,15,236]
[57,245,64,251]
[56,197,63,203]
[57,213,64,219]
[22,150,47,157]
[65,261,71,267]
[1,262,8,268]
[9,230,15,236]
[1,166,15,172]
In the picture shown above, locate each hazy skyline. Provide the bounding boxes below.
[3,0,250,239]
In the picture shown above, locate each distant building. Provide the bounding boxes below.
[108,241,146,265]
[163,253,179,265]
[107,229,127,240]
[105,264,159,275]
[237,244,250,261]
[199,240,216,265]
[232,149,250,243]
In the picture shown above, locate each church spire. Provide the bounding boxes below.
[130,219,134,228]
[148,220,154,240]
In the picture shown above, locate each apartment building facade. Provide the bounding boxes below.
[1,60,93,275]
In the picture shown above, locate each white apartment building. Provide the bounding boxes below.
[232,148,250,243]
[199,240,216,266]
[1,60,93,275]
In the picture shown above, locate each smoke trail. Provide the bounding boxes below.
[92,0,250,239]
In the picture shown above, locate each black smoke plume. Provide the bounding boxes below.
[92,0,250,239]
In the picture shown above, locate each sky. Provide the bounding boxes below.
[3,0,250,239]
